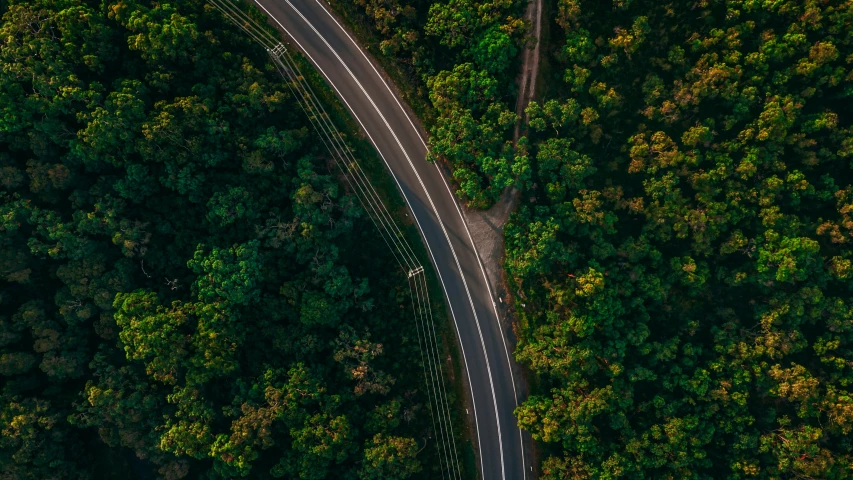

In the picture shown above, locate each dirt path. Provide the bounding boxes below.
[456,0,543,390]
[514,0,543,141]
[463,0,543,296]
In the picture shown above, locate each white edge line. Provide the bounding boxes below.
[213,4,470,478]
[273,1,511,478]
[273,1,507,476]
[312,0,429,150]
[313,1,528,477]
[251,1,490,477]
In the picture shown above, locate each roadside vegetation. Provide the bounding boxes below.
[0,1,446,478]
[331,0,529,208]
[338,0,853,478]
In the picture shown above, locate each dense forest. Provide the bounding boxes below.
[335,0,853,478]
[0,1,445,478]
[508,0,853,478]
[5,0,853,478]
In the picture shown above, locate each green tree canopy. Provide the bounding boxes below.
[508,0,853,477]
[0,0,444,477]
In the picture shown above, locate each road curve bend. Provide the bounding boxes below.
[250,1,529,478]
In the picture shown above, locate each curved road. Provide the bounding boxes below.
[250,1,529,478]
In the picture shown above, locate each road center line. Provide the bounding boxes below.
[270,1,509,477]
[311,1,527,477]
[250,1,502,477]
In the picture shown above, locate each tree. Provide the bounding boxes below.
[359,434,422,480]
[188,241,263,306]
[1,0,454,476]
[508,0,853,476]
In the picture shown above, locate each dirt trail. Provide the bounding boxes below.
[514,0,543,141]
[462,0,543,297]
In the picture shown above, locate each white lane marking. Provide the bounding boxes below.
[289,2,530,477]
[273,27,458,477]
[216,5,469,474]
[251,2,495,477]
[273,3,506,477]
[313,1,527,477]
[312,0,428,149]
[435,162,528,479]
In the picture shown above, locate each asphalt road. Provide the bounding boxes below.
[249,1,529,478]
